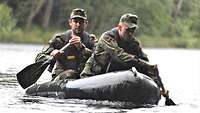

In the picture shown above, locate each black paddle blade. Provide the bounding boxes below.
[165,97,176,106]
[16,61,49,89]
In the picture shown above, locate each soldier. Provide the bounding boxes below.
[81,13,164,93]
[35,8,97,81]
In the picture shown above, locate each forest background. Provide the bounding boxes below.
[0,0,200,48]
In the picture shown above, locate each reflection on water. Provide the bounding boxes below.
[0,43,200,113]
[0,73,17,88]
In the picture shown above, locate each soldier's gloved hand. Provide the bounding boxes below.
[50,49,64,58]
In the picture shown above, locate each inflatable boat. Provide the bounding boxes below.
[26,68,161,105]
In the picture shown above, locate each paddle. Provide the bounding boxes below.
[154,65,176,106]
[17,43,71,89]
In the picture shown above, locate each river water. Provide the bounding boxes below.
[0,43,200,113]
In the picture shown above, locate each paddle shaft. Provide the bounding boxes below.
[157,73,167,95]
[154,65,176,105]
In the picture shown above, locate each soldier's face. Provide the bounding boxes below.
[119,24,135,39]
[69,18,87,35]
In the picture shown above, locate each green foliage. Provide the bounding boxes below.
[140,35,200,48]
[0,4,16,33]
[131,0,172,36]
[189,0,200,37]
[0,3,21,43]
[1,0,200,48]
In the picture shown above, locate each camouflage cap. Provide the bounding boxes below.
[70,8,87,20]
[119,13,138,28]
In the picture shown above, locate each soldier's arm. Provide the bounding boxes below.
[35,45,54,62]
[133,39,149,62]
[35,34,65,62]
[100,35,140,64]
[139,51,149,62]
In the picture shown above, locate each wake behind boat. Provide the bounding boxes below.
[26,68,161,105]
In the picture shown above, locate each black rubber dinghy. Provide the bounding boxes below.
[26,68,161,105]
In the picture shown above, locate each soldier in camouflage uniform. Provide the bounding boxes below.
[81,13,162,90]
[35,8,97,81]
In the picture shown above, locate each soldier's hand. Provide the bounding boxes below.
[50,49,64,58]
[70,35,82,48]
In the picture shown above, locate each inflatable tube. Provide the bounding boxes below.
[26,68,161,105]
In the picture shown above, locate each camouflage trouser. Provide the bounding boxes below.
[53,69,80,81]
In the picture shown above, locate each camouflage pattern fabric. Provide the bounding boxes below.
[81,28,149,77]
[35,30,96,80]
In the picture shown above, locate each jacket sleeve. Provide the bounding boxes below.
[35,33,65,62]
[132,38,149,62]
[99,34,140,65]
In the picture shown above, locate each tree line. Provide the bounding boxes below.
[1,0,200,46]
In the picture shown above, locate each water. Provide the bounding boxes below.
[0,43,200,113]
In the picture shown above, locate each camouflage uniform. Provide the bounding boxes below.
[35,8,97,81]
[81,13,161,87]
[35,30,96,80]
[81,28,151,76]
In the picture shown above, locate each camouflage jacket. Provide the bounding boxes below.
[35,30,97,75]
[82,28,148,75]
